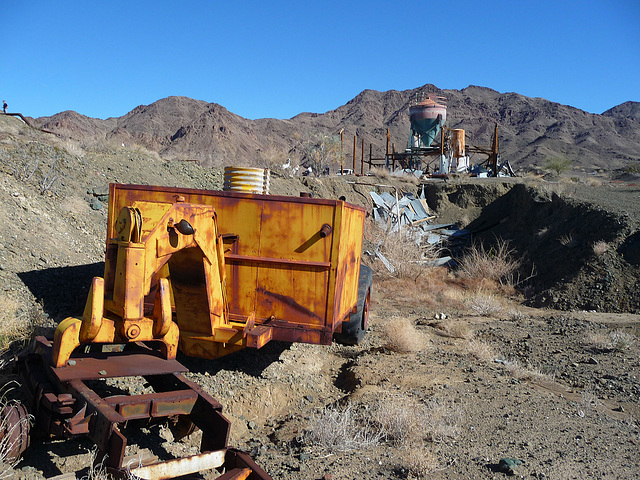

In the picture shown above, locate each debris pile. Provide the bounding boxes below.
[367,187,470,272]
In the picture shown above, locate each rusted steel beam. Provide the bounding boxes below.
[128,449,227,480]
[216,467,252,480]
[52,352,188,382]
[225,448,274,480]
[104,389,198,420]
[65,379,127,467]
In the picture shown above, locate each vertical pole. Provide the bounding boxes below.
[369,143,372,172]
[340,129,344,175]
[386,128,390,157]
[392,144,396,171]
[352,134,356,173]
[491,123,499,177]
[360,138,364,176]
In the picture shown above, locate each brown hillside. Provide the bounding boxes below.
[32,85,640,172]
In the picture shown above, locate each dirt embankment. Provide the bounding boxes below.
[420,178,640,313]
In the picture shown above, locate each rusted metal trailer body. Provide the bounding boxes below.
[104,183,366,358]
[12,183,368,479]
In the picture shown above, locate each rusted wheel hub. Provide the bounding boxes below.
[0,402,30,462]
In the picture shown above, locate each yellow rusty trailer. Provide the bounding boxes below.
[12,183,371,479]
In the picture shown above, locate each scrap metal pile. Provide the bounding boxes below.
[367,187,470,271]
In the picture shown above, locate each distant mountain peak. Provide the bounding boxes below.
[32,87,640,170]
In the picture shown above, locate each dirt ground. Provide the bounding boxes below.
[1,116,639,479]
[12,304,640,480]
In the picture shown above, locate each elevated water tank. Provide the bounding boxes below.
[408,95,446,149]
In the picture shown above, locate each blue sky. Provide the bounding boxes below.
[2,0,639,120]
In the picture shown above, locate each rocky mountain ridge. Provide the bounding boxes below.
[32,84,640,172]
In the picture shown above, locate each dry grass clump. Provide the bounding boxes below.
[464,339,497,362]
[592,240,609,256]
[370,166,392,180]
[303,403,382,453]
[373,394,460,447]
[373,272,466,312]
[383,317,428,353]
[558,233,576,247]
[502,359,554,383]
[583,177,603,187]
[457,238,521,289]
[400,448,440,478]
[507,308,527,321]
[465,291,505,317]
[585,330,636,353]
[0,295,33,354]
[366,222,437,280]
[430,320,472,339]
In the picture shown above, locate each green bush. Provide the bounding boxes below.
[544,156,572,175]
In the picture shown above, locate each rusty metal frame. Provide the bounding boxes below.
[18,337,272,479]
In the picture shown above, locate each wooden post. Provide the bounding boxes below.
[352,134,356,173]
[386,128,390,157]
[360,138,364,176]
[340,129,344,175]
[490,123,499,177]
[392,144,396,171]
[369,143,372,172]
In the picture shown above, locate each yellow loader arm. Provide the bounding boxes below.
[53,198,229,367]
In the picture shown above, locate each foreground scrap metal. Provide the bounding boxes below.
[10,183,371,479]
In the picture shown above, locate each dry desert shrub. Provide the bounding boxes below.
[374,272,465,312]
[502,359,554,383]
[592,240,609,256]
[303,403,382,453]
[400,448,440,478]
[370,166,392,181]
[584,330,636,353]
[507,308,527,321]
[465,291,505,317]
[401,173,420,185]
[366,222,436,280]
[457,238,521,289]
[61,138,86,158]
[383,317,428,353]
[464,339,497,362]
[609,330,637,351]
[431,320,472,339]
[583,177,602,187]
[0,295,32,354]
[373,394,460,447]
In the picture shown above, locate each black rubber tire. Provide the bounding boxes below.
[334,264,372,345]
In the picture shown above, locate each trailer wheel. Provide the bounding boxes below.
[0,402,30,462]
[334,264,372,345]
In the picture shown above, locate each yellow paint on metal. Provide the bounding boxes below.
[51,183,366,366]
